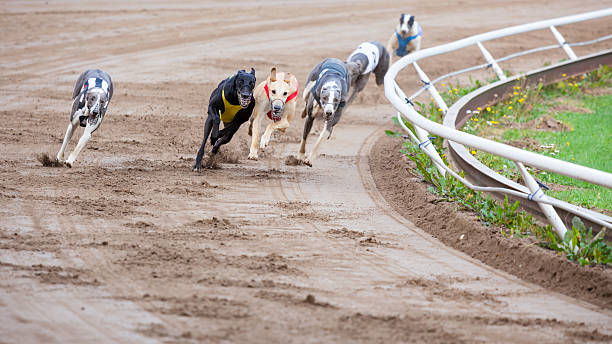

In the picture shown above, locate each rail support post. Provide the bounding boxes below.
[550,26,578,60]
[477,42,507,80]
[515,162,567,239]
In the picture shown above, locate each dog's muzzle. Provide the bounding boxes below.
[323,105,334,121]
[268,99,284,122]
[238,92,252,109]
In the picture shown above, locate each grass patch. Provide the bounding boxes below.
[464,66,612,210]
[390,65,612,266]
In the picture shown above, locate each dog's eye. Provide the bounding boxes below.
[271,90,276,94]
[283,92,287,96]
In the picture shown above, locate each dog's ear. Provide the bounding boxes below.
[270,67,277,82]
[408,15,415,28]
[399,13,405,24]
[250,68,255,76]
[283,73,291,84]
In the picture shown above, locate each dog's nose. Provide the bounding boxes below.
[273,104,282,111]
[325,109,333,116]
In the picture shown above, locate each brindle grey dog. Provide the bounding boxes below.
[346,41,390,105]
[299,58,359,166]
[57,69,113,167]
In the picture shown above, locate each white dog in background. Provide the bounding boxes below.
[387,13,422,64]
[57,69,113,167]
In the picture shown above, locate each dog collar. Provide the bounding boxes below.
[264,82,299,122]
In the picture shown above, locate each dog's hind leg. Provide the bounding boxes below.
[65,117,100,167]
[194,114,215,172]
[57,112,81,161]
[347,74,369,106]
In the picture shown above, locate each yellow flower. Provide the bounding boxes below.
[566,141,570,146]
[571,157,575,160]
[454,88,458,92]
[508,106,513,110]
[473,118,479,122]
[518,98,524,103]
[477,107,481,111]
[471,150,476,155]
[562,73,567,77]
[438,108,442,112]
[513,91,518,95]
[441,83,446,87]
[486,107,491,111]
[491,121,499,125]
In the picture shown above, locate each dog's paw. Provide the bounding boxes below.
[303,159,313,167]
[64,161,73,168]
[247,154,258,161]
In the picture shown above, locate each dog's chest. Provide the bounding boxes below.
[219,89,244,123]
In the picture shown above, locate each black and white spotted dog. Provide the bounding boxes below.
[346,41,390,104]
[298,58,357,166]
[57,69,113,167]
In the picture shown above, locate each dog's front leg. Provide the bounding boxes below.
[304,121,331,167]
[65,117,100,167]
[57,112,81,161]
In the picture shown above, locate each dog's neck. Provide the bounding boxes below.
[223,76,241,104]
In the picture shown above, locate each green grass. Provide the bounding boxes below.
[390,65,612,265]
[464,69,612,210]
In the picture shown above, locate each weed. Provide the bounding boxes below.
[545,217,611,266]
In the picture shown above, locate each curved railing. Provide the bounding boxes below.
[384,9,612,239]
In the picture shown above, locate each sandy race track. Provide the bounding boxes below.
[1,1,612,343]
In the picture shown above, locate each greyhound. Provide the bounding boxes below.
[346,41,390,105]
[194,68,256,172]
[387,13,422,64]
[56,69,113,167]
[298,58,359,166]
[248,67,299,160]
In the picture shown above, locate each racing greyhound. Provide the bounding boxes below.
[387,13,422,64]
[248,67,299,160]
[346,41,390,105]
[298,58,358,166]
[194,68,256,172]
[56,69,113,167]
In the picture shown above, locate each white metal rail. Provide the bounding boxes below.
[384,8,612,238]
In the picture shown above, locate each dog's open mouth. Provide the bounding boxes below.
[238,93,251,108]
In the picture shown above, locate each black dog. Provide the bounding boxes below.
[194,68,256,172]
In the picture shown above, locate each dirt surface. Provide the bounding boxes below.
[1,1,612,343]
